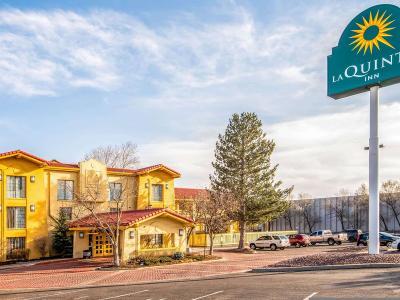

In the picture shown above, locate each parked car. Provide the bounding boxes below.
[249,235,290,251]
[345,229,362,243]
[357,232,399,247]
[390,238,400,251]
[309,230,347,246]
[288,234,311,247]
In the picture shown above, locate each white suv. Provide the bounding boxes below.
[249,235,290,251]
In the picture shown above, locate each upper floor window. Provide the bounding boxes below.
[152,184,163,202]
[109,183,122,201]
[7,207,26,229]
[57,180,74,200]
[60,207,72,220]
[7,176,26,198]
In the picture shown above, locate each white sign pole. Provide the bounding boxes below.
[369,85,380,255]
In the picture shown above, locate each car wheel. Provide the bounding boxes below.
[249,243,257,250]
[397,243,400,251]
[336,241,342,245]
[386,241,392,248]
[311,242,316,246]
[280,247,285,250]
[270,244,277,251]
[328,239,335,246]
[295,242,301,248]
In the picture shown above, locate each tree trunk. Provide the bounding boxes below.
[209,234,214,255]
[113,230,120,267]
[380,215,389,232]
[238,220,245,249]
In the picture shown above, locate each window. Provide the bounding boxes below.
[7,176,26,198]
[152,184,163,201]
[60,207,72,220]
[140,233,175,249]
[7,207,26,229]
[109,183,122,201]
[7,237,25,253]
[57,180,74,200]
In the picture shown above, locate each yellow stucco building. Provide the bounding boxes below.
[0,150,193,262]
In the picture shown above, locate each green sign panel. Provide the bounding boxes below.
[328,4,400,99]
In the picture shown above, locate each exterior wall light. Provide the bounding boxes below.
[165,183,169,189]
[30,204,35,212]
[179,229,184,236]
[0,173,2,181]
[145,183,149,188]
[79,232,84,239]
[129,231,135,239]
[30,176,35,183]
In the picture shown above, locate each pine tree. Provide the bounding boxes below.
[52,211,72,256]
[211,112,293,249]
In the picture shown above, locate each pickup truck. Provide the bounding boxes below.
[309,230,347,246]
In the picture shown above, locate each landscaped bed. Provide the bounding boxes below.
[116,253,220,268]
[269,247,400,267]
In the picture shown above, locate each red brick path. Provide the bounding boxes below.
[0,246,340,290]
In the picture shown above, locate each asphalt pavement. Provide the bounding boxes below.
[2,267,400,299]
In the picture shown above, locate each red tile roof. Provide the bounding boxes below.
[175,187,207,200]
[0,150,48,164]
[69,208,193,228]
[0,150,179,176]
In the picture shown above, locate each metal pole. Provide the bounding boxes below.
[369,85,380,255]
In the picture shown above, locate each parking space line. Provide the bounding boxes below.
[97,290,149,300]
[20,289,88,300]
[303,292,318,300]
[191,291,223,300]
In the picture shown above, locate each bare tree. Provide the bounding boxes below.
[35,237,48,258]
[73,174,133,267]
[178,191,207,249]
[84,142,139,169]
[330,189,351,231]
[353,184,368,229]
[282,194,295,230]
[297,193,319,233]
[195,190,231,255]
[381,180,400,228]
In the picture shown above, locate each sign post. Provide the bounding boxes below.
[328,4,400,254]
[369,86,379,254]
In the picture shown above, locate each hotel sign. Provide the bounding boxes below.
[328,4,400,99]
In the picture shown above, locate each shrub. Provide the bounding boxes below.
[173,252,184,260]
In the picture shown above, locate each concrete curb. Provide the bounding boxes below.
[252,263,400,273]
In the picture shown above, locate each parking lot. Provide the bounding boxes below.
[0,244,359,291]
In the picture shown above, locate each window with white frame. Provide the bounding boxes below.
[7,237,25,253]
[57,180,74,200]
[152,184,163,201]
[109,183,122,201]
[7,176,26,198]
[7,207,26,229]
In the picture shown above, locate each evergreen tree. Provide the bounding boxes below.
[211,112,293,249]
[52,211,72,256]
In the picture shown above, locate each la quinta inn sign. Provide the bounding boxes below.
[328,4,400,255]
[328,4,400,99]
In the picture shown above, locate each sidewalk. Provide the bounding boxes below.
[0,245,341,291]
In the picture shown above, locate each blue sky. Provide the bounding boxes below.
[1,0,400,197]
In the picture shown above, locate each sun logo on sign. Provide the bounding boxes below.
[350,10,395,55]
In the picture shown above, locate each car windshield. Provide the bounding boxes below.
[381,232,396,238]
[279,235,288,240]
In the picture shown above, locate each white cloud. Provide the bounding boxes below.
[139,103,400,198]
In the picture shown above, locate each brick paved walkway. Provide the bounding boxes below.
[0,245,343,290]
